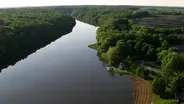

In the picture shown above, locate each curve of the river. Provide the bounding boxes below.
[0,21,133,104]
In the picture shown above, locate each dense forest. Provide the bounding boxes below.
[0,8,76,71]
[56,6,184,104]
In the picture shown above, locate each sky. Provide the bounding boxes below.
[0,0,184,8]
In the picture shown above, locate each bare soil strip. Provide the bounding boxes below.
[130,76,154,104]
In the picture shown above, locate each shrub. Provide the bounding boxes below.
[143,70,150,77]
[152,77,167,95]
[136,66,144,76]
[164,99,177,104]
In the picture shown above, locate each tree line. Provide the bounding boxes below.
[0,8,76,71]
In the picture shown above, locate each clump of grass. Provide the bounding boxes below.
[153,94,165,104]
[115,69,127,76]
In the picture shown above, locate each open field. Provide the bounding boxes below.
[137,15,184,28]
[130,76,154,104]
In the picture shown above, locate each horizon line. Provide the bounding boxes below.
[0,4,184,9]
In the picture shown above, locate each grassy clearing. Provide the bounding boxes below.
[88,43,98,50]
[154,94,165,104]
[115,69,128,76]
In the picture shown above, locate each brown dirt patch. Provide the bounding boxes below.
[130,76,154,104]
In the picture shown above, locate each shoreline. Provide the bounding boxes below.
[88,43,154,103]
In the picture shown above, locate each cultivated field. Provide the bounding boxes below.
[137,15,184,28]
[130,76,154,104]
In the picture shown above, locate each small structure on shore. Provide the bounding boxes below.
[119,62,124,69]
[106,66,115,71]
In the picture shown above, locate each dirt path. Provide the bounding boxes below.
[130,76,154,104]
[140,63,164,76]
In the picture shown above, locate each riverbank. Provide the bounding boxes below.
[88,45,154,103]
[86,48,162,104]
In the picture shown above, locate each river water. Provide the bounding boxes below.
[0,21,133,104]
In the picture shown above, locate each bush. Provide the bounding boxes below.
[164,99,177,104]
[143,70,150,77]
[136,67,144,76]
[151,71,157,76]
[152,77,167,95]
[170,74,184,97]
[126,55,132,61]
[116,69,127,76]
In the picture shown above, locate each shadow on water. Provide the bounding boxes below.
[0,24,75,72]
[108,71,116,77]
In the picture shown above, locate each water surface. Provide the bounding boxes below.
[0,21,133,104]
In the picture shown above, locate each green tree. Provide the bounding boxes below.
[134,41,143,52]
[107,47,120,65]
[168,34,181,45]
[146,45,156,60]
[161,40,169,50]
[164,99,177,104]
[99,41,111,52]
[157,50,170,62]
[126,55,132,61]
[127,40,134,47]
[169,47,178,52]
[99,35,120,52]
[170,74,184,97]
[101,52,108,61]
[161,51,184,73]
[136,67,144,76]
[152,77,167,95]
[116,40,132,59]
[143,70,150,77]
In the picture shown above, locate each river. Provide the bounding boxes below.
[0,21,133,104]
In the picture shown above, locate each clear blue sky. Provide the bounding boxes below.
[1,0,184,8]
